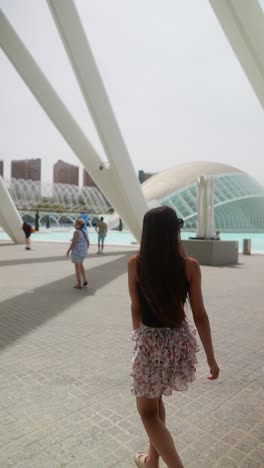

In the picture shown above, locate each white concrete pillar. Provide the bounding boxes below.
[0,10,146,241]
[0,177,24,243]
[47,0,148,238]
[209,0,264,109]
[196,176,215,239]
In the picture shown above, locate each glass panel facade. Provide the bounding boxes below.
[160,173,264,232]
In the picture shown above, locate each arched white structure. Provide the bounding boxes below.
[0,176,24,243]
[47,0,147,237]
[0,0,263,242]
[6,178,110,213]
[0,6,147,242]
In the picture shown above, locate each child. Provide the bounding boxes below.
[128,206,219,467]
[66,218,90,289]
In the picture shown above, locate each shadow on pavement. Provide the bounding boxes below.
[0,256,69,267]
[0,251,132,351]
[0,249,136,267]
[215,262,244,269]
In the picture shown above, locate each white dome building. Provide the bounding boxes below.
[142,162,264,232]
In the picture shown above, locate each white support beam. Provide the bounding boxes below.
[0,177,24,243]
[209,0,264,109]
[0,11,145,241]
[47,0,147,238]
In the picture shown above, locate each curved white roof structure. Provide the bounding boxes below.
[141,161,264,232]
[143,161,244,202]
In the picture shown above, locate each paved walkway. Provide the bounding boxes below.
[0,241,263,467]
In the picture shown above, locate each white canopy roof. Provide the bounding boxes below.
[142,161,243,202]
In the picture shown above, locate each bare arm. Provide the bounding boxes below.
[128,256,142,330]
[83,231,90,249]
[86,236,90,249]
[66,231,78,256]
[188,258,220,380]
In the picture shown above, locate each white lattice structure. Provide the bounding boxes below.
[6,179,110,213]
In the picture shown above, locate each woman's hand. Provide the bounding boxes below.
[207,357,220,380]
[66,250,70,257]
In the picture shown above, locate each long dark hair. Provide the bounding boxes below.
[137,206,187,327]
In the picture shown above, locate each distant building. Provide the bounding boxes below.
[11,158,41,181]
[138,170,155,184]
[83,168,97,187]
[0,160,3,177]
[53,160,79,185]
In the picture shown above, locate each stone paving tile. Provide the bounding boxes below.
[213,457,240,468]
[0,243,264,467]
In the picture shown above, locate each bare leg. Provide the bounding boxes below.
[137,397,184,468]
[147,397,166,467]
[74,263,82,287]
[97,237,100,253]
[80,263,87,283]
[101,238,104,252]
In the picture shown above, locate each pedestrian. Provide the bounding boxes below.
[66,218,90,289]
[80,211,89,232]
[213,230,221,240]
[35,210,40,231]
[22,221,34,250]
[95,217,108,254]
[128,206,219,467]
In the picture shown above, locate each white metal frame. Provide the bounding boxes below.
[0,176,24,243]
[0,6,147,242]
[209,0,264,109]
[0,0,263,242]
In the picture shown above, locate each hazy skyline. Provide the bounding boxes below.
[1,0,264,185]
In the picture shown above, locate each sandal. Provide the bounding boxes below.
[83,281,88,287]
[73,285,82,289]
[134,452,148,467]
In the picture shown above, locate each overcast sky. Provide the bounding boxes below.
[1,0,264,185]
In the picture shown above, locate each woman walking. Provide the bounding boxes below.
[128,206,219,467]
[67,218,90,289]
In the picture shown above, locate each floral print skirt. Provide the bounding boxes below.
[130,320,199,398]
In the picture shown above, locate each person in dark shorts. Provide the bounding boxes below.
[22,222,33,250]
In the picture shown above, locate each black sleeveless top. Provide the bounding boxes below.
[137,278,189,328]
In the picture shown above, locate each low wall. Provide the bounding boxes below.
[182,239,239,266]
